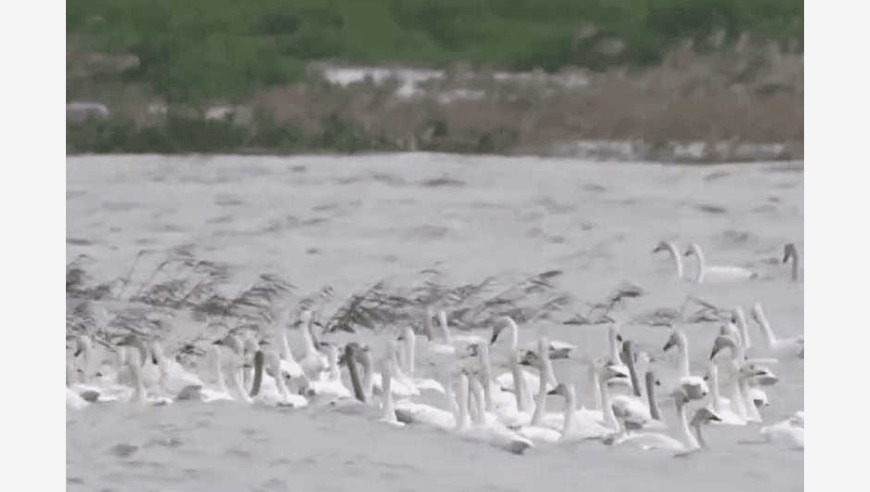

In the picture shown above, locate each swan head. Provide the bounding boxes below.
[213,334,244,355]
[682,243,701,257]
[662,330,685,352]
[490,316,517,345]
[709,334,738,360]
[73,335,92,357]
[299,310,314,327]
[749,302,765,323]
[691,407,722,426]
[608,325,624,345]
[652,241,673,254]
[783,243,798,263]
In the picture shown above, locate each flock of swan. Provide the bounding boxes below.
[67,241,803,457]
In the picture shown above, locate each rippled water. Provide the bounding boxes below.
[67,153,803,492]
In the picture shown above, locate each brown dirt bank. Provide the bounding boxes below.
[67,42,802,162]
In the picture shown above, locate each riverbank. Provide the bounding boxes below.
[67,1,803,162]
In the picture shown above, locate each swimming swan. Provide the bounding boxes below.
[683,243,758,284]
[663,329,710,401]
[783,243,801,282]
[750,302,804,360]
[653,240,684,279]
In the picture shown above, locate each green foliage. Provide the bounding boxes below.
[69,0,803,104]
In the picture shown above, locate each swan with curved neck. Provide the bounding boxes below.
[456,372,534,454]
[607,391,721,453]
[653,240,684,279]
[305,343,351,400]
[783,243,801,282]
[732,307,752,350]
[298,310,328,380]
[705,360,747,425]
[750,302,804,360]
[663,329,709,401]
[272,312,305,382]
[683,243,758,284]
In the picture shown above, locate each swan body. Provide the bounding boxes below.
[759,412,804,449]
[304,344,351,400]
[684,243,758,284]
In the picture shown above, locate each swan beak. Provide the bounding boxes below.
[652,245,664,253]
[152,355,159,365]
[663,340,675,352]
[212,339,224,346]
[683,250,693,257]
[73,348,82,357]
[490,329,501,345]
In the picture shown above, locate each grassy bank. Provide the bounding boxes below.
[68,0,802,104]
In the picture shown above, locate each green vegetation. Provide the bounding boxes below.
[68,0,803,104]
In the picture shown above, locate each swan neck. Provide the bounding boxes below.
[456,376,470,431]
[691,245,706,283]
[678,335,690,377]
[645,372,661,420]
[694,423,709,449]
[531,363,550,425]
[755,309,777,346]
[438,312,452,344]
[563,385,577,436]
[301,320,317,355]
[623,344,641,397]
[599,374,618,430]
[676,400,699,450]
[405,330,416,375]
[789,249,800,281]
[512,363,530,412]
[588,362,603,411]
[478,344,494,411]
[666,242,684,279]
[709,363,723,411]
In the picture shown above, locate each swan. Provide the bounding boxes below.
[783,243,801,282]
[298,310,329,380]
[394,371,458,432]
[248,348,308,408]
[731,307,753,349]
[704,360,747,426]
[397,327,445,394]
[653,240,684,279]
[606,391,722,454]
[489,316,575,372]
[455,372,534,454]
[271,308,306,382]
[708,333,779,422]
[212,335,256,403]
[378,355,404,427]
[148,341,206,397]
[304,343,352,401]
[663,329,710,401]
[750,302,804,360]
[742,411,804,449]
[538,383,614,442]
[121,345,172,407]
[683,243,758,284]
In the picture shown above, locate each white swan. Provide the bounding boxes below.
[296,310,328,379]
[662,329,710,401]
[272,308,306,382]
[607,392,721,454]
[304,343,351,401]
[683,243,758,284]
[750,302,804,360]
[704,360,747,426]
[653,240,684,279]
[783,243,801,282]
[747,411,804,450]
[248,348,308,408]
[732,307,753,349]
[122,345,172,407]
[397,327,445,394]
[537,382,613,443]
[378,355,404,427]
[455,372,534,454]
